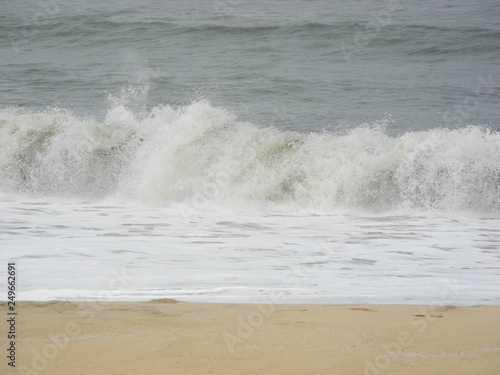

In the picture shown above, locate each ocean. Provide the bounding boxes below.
[1,0,499,305]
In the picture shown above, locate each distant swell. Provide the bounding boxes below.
[1,101,499,213]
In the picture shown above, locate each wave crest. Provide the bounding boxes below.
[1,101,499,213]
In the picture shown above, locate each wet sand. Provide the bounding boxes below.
[1,301,499,374]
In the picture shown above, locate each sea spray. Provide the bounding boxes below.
[0,101,499,213]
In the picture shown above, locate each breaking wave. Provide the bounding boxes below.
[1,100,499,213]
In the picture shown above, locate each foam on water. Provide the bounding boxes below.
[1,200,499,304]
[1,101,499,213]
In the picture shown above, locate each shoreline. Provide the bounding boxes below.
[1,301,499,374]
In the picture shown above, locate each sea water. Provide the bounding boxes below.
[0,0,499,305]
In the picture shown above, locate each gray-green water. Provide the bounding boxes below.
[1,0,500,306]
[1,0,499,213]
[2,0,499,134]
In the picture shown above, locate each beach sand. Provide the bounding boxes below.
[1,301,499,374]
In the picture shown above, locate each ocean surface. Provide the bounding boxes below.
[1,0,499,305]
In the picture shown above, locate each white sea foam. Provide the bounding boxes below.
[1,101,498,213]
[2,0,500,306]
[0,200,497,304]
[1,102,499,304]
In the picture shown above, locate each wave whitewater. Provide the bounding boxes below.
[0,100,499,213]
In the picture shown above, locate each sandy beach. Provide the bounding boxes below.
[1,301,499,374]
